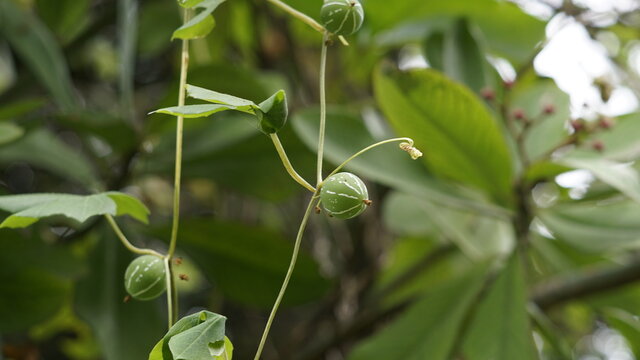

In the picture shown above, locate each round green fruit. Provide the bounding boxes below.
[124,255,166,301]
[320,0,364,36]
[320,172,369,219]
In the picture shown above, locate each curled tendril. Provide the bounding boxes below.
[400,142,423,160]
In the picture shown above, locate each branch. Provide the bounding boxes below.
[532,256,640,310]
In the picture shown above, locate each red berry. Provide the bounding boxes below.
[513,109,525,120]
[480,87,495,101]
[543,104,555,115]
[592,140,605,152]
[598,117,614,129]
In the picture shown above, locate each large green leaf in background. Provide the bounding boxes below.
[0,231,85,333]
[538,199,640,252]
[462,256,538,360]
[0,122,24,145]
[425,18,492,94]
[365,0,545,64]
[348,262,492,360]
[0,0,77,111]
[0,129,99,187]
[292,107,509,218]
[381,191,513,260]
[76,228,165,360]
[374,65,513,205]
[159,219,330,308]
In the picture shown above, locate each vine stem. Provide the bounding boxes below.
[316,32,329,185]
[165,8,191,328]
[325,137,416,180]
[270,133,316,192]
[254,194,319,360]
[104,214,163,257]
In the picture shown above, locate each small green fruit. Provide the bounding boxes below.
[124,255,166,301]
[320,172,369,219]
[320,0,364,36]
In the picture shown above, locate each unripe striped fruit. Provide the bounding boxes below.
[124,255,166,301]
[320,172,369,219]
[320,0,364,36]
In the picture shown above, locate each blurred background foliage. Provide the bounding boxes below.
[1,0,640,359]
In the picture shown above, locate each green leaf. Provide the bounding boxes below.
[153,220,330,308]
[0,122,24,145]
[292,107,510,218]
[538,199,640,252]
[172,0,226,40]
[0,192,149,228]
[424,31,445,71]
[148,311,227,360]
[256,89,288,133]
[374,65,513,205]
[0,129,99,187]
[441,18,491,93]
[35,0,91,44]
[462,255,538,360]
[168,313,226,359]
[187,84,256,110]
[558,157,640,203]
[382,192,514,260]
[348,262,492,360]
[152,104,243,118]
[178,0,206,8]
[0,0,77,111]
[366,0,546,64]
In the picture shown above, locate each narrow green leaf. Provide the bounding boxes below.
[374,65,513,204]
[0,122,24,145]
[538,199,640,252]
[152,104,241,118]
[441,18,491,93]
[172,0,226,40]
[0,0,77,111]
[424,31,445,71]
[187,84,256,109]
[0,192,149,228]
[462,255,538,360]
[348,262,492,360]
[0,129,99,187]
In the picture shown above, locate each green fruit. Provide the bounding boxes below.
[320,0,364,36]
[124,255,166,301]
[320,172,369,219]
